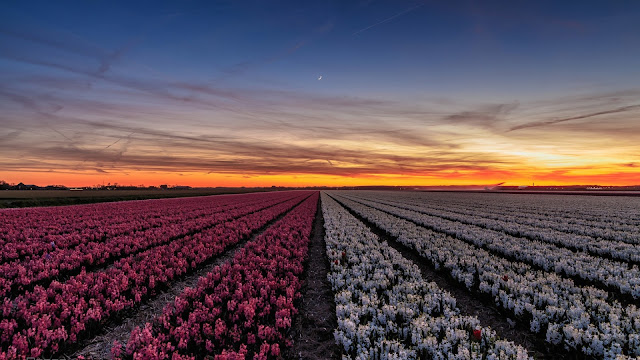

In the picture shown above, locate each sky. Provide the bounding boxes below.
[1,0,639,187]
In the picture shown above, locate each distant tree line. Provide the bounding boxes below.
[0,180,197,191]
[0,181,68,190]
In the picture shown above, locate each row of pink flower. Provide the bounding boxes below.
[0,193,284,264]
[0,191,313,359]
[1,196,196,247]
[113,192,318,360]
[0,193,296,298]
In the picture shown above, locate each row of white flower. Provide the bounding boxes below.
[366,191,640,252]
[328,193,640,358]
[340,193,640,299]
[423,196,640,245]
[361,191,640,246]
[321,193,532,360]
[395,191,640,230]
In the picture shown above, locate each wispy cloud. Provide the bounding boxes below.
[508,104,640,132]
[0,24,110,63]
[444,102,519,128]
[2,20,639,183]
[0,104,512,177]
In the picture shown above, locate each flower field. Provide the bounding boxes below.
[0,191,315,359]
[325,191,640,359]
[321,194,530,359]
[1,190,638,359]
[113,193,318,359]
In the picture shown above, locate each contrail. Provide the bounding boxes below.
[45,123,73,142]
[353,2,425,36]
[104,131,136,149]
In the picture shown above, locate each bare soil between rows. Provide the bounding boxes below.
[285,196,341,360]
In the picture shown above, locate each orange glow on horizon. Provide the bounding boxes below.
[2,169,639,188]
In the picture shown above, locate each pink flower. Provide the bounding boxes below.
[214,318,227,340]
[270,343,280,356]
[111,340,123,358]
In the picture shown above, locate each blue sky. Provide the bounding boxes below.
[1,0,639,186]
[5,1,638,95]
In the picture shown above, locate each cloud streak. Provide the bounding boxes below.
[2,71,639,181]
[508,104,640,132]
[2,20,640,185]
[0,108,515,178]
[444,102,519,128]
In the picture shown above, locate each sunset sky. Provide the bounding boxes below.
[1,0,639,187]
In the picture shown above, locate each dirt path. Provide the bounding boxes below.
[285,196,341,360]
[68,194,312,359]
[328,194,556,360]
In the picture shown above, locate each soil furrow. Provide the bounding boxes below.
[285,196,340,360]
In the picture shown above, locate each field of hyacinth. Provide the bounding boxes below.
[1,189,638,359]
[325,191,640,359]
[0,191,315,359]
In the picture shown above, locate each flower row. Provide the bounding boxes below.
[424,194,639,245]
[0,193,297,298]
[321,193,531,359]
[329,193,640,358]
[397,191,640,232]
[113,192,318,359]
[0,195,213,248]
[0,192,312,358]
[341,194,640,299]
[364,191,640,247]
[0,192,291,263]
[365,192,640,261]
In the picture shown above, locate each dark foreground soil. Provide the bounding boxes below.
[328,194,556,360]
[285,197,341,360]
